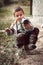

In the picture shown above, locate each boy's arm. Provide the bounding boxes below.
[5,28,15,35]
[5,23,16,35]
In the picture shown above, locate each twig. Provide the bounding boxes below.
[0,30,5,33]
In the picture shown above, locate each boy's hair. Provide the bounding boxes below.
[23,19,30,25]
[13,7,24,15]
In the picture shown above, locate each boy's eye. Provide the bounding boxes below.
[20,14,22,16]
[16,14,22,17]
[16,15,19,17]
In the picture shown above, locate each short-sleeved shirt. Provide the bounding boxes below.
[10,18,34,34]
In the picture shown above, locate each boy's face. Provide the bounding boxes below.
[14,11,24,21]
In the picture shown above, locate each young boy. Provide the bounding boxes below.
[5,7,26,48]
[5,6,39,51]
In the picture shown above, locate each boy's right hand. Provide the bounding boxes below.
[5,28,10,32]
[5,28,10,35]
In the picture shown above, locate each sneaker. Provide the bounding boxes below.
[29,44,36,50]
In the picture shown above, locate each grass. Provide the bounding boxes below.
[0,22,11,30]
[0,8,9,15]
[0,4,30,17]
[0,8,11,17]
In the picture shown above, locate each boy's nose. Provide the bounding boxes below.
[18,16,20,17]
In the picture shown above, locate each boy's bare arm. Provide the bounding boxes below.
[5,28,15,35]
[5,22,16,35]
[0,28,15,36]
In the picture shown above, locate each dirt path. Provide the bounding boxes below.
[18,47,43,65]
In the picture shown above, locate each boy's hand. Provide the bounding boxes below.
[5,28,10,32]
[5,28,10,35]
[5,28,15,35]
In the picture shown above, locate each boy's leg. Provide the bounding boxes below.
[29,27,39,44]
[24,44,29,51]
[24,44,30,55]
[28,27,39,50]
[29,33,38,44]
[33,27,39,36]
[28,33,37,50]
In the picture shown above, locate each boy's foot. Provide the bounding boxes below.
[25,44,36,55]
[29,44,36,50]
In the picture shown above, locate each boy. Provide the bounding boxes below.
[5,7,26,49]
[5,6,39,52]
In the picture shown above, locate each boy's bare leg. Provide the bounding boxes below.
[24,44,29,51]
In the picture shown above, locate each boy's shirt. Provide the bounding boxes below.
[10,20,24,34]
[10,18,34,34]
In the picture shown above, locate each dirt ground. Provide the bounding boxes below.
[18,26,43,65]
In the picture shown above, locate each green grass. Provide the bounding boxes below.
[21,6,30,16]
[0,8,11,17]
[0,22,12,44]
[0,22,11,30]
[0,4,30,17]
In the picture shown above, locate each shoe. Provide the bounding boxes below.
[29,44,36,50]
